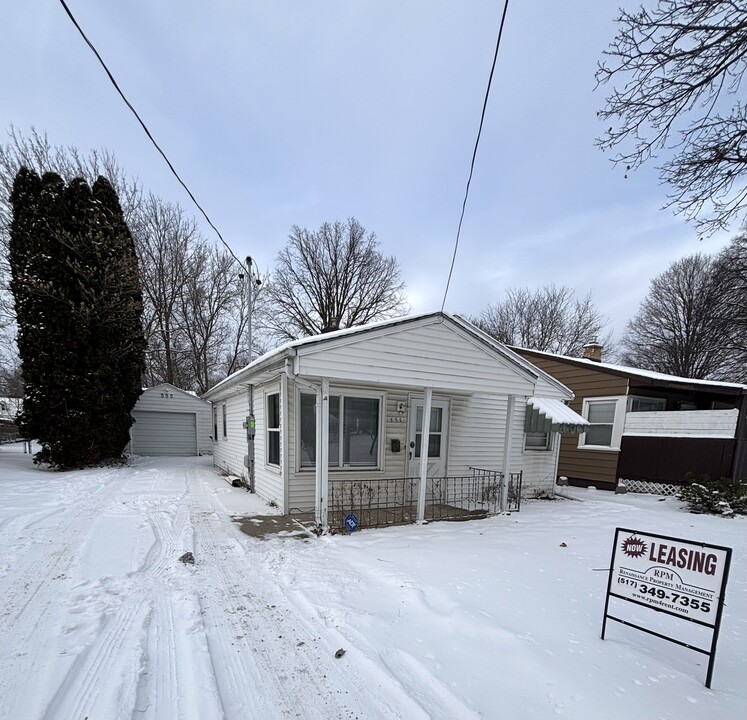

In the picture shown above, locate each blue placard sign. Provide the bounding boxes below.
[344,513,359,532]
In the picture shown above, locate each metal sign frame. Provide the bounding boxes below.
[601,527,732,688]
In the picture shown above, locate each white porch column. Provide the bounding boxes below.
[316,377,330,529]
[416,386,433,522]
[500,395,516,512]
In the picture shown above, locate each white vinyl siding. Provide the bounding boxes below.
[211,382,284,507]
[623,408,739,439]
[212,391,251,478]
[296,321,536,397]
[448,394,503,474]
[256,384,283,506]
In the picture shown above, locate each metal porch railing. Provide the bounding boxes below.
[328,468,523,532]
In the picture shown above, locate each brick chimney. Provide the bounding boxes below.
[582,340,603,362]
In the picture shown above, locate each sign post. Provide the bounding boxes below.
[602,527,731,688]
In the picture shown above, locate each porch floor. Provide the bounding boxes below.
[235,502,495,539]
[235,513,316,540]
[329,502,490,531]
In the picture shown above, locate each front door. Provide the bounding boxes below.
[407,399,449,478]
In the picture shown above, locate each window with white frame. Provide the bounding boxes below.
[213,406,218,441]
[222,404,227,439]
[579,398,624,449]
[267,392,280,466]
[524,431,552,450]
[299,392,381,469]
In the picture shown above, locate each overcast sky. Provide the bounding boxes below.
[2,1,740,345]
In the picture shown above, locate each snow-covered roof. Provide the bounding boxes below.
[514,347,747,392]
[142,382,211,404]
[203,312,574,400]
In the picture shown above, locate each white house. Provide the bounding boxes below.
[203,313,588,529]
[0,396,22,423]
[129,383,213,456]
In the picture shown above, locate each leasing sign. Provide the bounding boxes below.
[602,528,732,688]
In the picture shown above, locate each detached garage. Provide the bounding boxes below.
[130,383,212,456]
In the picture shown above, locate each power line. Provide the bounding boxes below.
[441,0,511,313]
[56,0,247,273]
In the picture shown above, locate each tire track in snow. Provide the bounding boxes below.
[130,479,223,720]
[43,595,151,720]
[0,467,124,719]
[42,463,225,720]
[186,468,415,720]
[186,504,273,719]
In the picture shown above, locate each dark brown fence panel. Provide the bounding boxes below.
[618,436,735,485]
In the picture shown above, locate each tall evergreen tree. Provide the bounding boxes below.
[9,167,145,468]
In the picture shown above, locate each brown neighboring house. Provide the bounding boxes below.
[512,344,747,490]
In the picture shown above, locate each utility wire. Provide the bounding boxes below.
[57,0,247,272]
[441,0,511,312]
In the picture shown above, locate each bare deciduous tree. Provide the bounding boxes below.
[177,244,268,393]
[472,285,610,356]
[596,1,747,235]
[264,218,409,341]
[713,232,747,380]
[620,254,734,379]
[132,194,200,388]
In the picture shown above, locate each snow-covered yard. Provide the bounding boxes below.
[0,442,744,720]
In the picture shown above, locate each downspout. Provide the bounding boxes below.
[247,384,255,492]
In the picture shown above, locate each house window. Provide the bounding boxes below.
[213,406,218,441]
[267,393,280,466]
[628,396,666,412]
[222,404,227,439]
[414,405,444,458]
[524,431,551,450]
[580,398,622,448]
[299,392,381,469]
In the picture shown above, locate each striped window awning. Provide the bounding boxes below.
[525,397,589,434]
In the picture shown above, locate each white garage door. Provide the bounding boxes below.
[131,411,197,456]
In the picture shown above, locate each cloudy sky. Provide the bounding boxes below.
[2,1,740,344]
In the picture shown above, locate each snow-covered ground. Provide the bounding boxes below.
[0,443,744,720]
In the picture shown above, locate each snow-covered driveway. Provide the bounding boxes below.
[0,447,407,719]
[0,443,745,720]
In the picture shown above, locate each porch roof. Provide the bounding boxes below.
[525,397,589,434]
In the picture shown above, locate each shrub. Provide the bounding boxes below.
[678,475,747,517]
